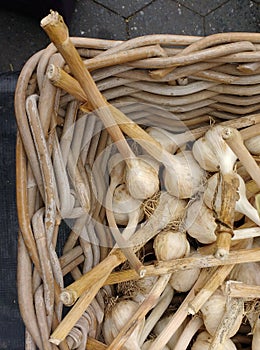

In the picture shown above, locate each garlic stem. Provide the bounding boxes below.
[139,285,174,345]
[222,127,260,188]
[146,126,194,153]
[173,315,204,350]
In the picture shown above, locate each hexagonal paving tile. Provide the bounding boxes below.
[128,0,204,38]
[205,0,260,34]
[70,0,127,40]
[177,0,230,16]
[94,0,154,18]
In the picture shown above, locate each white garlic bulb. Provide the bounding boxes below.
[142,339,170,350]
[125,155,159,200]
[102,299,144,350]
[191,331,237,350]
[163,151,206,199]
[169,266,201,293]
[184,198,217,244]
[153,229,190,261]
[112,184,144,226]
[192,136,219,172]
[245,135,260,155]
[229,262,260,286]
[204,172,260,225]
[192,125,237,174]
[200,289,243,338]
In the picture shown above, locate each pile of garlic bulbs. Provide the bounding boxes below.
[100,124,260,350]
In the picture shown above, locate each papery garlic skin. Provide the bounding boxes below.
[102,299,144,350]
[142,339,170,350]
[245,135,260,155]
[192,136,219,172]
[153,229,190,261]
[184,198,217,244]
[163,151,206,199]
[112,184,144,226]
[169,266,201,292]
[200,290,243,338]
[153,315,187,350]
[191,331,237,350]
[125,156,159,200]
[204,125,237,175]
[229,262,260,285]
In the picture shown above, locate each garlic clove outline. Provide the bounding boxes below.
[184,197,217,244]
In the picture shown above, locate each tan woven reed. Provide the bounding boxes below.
[15,30,260,350]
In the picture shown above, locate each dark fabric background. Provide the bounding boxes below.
[0,72,24,349]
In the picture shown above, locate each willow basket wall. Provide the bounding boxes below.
[15,33,260,350]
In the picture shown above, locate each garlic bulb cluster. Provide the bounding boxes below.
[191,331,237,350]
[192,125,237,174]
[200,289,243,338]
[102,299,144,350]
[163,151,206,199]
[153,229,190,261]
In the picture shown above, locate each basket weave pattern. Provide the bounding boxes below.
[15,33,260,349]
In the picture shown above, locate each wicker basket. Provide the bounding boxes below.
[15,15,260,350]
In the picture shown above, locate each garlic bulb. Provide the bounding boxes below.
[112,184,144,226]
[191,331,237,350]
[125,155,159,200]
[169,266,200,293]
[204,172,260,225]
[146,126,191,154]
[192,125,237,174]
[229,262,260,285]
[184,197,217,244]
[192,136,219,172]
[245,135,260,155]
[102,299,144,350]
[163,151,206,199]
[153,315,187,349]
[153,229,190,261]
[200,289,243,337]
[142,339,170,350]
